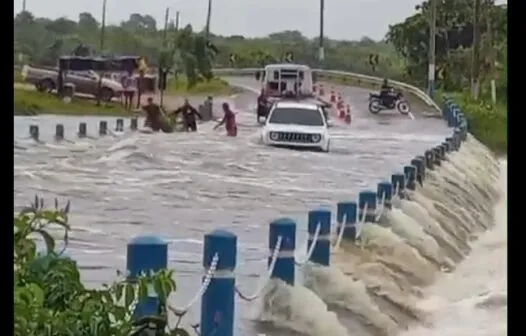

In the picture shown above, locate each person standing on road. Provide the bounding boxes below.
[121,71,136,111]
[214,102,237,137]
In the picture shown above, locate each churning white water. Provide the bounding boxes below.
[258,135,504,336]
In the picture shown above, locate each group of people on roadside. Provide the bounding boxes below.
[141,97,237,136]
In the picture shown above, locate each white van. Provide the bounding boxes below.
[257,63,314,97]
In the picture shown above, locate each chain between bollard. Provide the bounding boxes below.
[295,222,322,266]
[375,192,386,222]
[333,214,347,250]
[167,253,219,317]
[235,236,283,302]
[354,202,369,239]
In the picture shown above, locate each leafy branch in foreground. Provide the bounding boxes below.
[14,196,191,336]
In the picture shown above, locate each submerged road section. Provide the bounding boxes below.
[15,77,453,335]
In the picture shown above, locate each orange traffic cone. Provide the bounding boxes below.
[319,85,325,96]
[337,99,343,110]
[330,92,336,103]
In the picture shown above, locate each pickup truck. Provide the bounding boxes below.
[20,65,124,102]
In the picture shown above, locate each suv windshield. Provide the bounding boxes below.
[268,107,325,126]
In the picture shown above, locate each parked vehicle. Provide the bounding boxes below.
[21,65,124,102]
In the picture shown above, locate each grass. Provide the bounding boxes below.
[14,88,130,116]
[435,91,507,154]
[166,76,242,96]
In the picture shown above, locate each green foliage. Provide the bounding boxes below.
[14,88,128,116]
[439,92,507,154]
[14,12,407,85]
[385,0,507,92]
[14,196,190,336]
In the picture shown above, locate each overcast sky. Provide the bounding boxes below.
[14,0,507,41]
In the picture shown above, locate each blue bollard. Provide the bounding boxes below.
[307,209,331,266]
[404,165,417,191]
[454,128,463,147]
[116,118,124,132]
[29,125,39,141]
[55,124,64,140]
[78,123,87,138]
[411,157,425,186]
[269,218,296,285]
[99,121,108,135]
[126,235,168,319]
[432,147,442,166]
[437,145,446,159]
[200,230,237,336]
[447,107,457,127]
[442,141,450,152]
[377,182,393,210]
[358,190,377,223]
[391,173,405,197]
[131,117,138,130]
[445,137,457,151]
[424,149,435,170]
[337,202,358,241]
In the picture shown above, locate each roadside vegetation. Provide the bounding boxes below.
[14,197,190,336]
[14,88,129,116]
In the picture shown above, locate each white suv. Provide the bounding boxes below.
[261,101,331,152]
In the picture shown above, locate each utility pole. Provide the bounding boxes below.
[96,0,107,107]
[205,0,212,38]
[175,11,180,31]
[472,0,482,100]
[22,0,26,12]
[427,0,437,99]
[100,0,107,53]
[159,7,170,108]
[318,0,325,66]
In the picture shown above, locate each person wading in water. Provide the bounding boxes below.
[172,98,202,132]
[214,102,237,137]
[141,97,164,131]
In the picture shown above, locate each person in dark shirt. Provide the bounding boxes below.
[172,99,202,132]
[257,89,268,122]
[141,97,163,131]
[379,78,394,106]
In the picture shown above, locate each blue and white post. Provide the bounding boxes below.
[404,165,417,191]
[432,147,442,166]
[377,182,393,211]
[269,218,296,285]
[307,209,331,266]
[411,157,425,186]
[391,173,406,198]
[358,190,377,223]
[126,235,168,318]
[200,230,237,336]
[337,202,358,241]
[454,129,463,148]
[424,149,435,170]
[442,141,451,152]
[445,136,457,151]
[447,106,458,128]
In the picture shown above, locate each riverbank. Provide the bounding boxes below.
[14,89,131,116]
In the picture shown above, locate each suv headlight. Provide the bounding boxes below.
[269,132,279,141]
[311,134,322,143]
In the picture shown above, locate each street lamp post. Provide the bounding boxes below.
[318,0,325,66]
[428,0,437,99]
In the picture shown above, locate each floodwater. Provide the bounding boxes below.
[14,79,505,335]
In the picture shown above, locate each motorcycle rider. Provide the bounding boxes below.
[172,98,202,132]
[379,78,394,106]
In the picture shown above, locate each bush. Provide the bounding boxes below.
[438,92,507,154]
[14,196,191,336]
[166,76,239,96]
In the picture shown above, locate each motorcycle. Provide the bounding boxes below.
[368,91,411,115]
